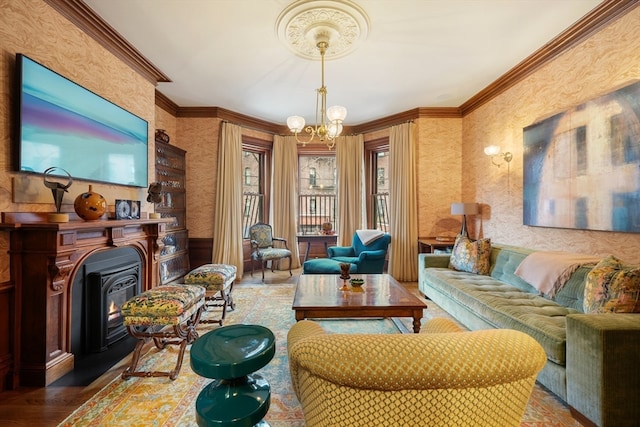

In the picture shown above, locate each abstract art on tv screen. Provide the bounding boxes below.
[523,80,640,233]
[16,54,148,188]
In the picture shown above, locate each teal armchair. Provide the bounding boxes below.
[327,232,391,273]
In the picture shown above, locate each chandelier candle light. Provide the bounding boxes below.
[278,0,369,150]
[286,31,347,149]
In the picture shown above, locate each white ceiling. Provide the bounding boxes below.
[83,0,603,125]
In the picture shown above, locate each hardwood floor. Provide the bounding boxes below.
[0,358,127,426]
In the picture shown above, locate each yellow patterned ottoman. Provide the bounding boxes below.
[121,284,205,380]
[184,263,237,326]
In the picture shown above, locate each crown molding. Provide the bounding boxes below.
[351,107,462,134]
[460,0,639,115]
[176,107,284,134]
[155,91,179,115]
[49,0,638,131]
[43,0,170,85]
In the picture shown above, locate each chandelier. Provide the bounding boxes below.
[277,0,370,150]
[286,32,347,149]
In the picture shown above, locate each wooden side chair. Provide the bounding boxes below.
[249,223,292,281]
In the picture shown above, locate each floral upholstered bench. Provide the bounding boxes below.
[184,264,237,326]
[121,284,205,380]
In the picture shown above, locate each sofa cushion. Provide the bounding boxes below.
[449,236,491,275]
[488,244,590,312]
[584,255,640,313]
[552,265,592,312]
[422,268,579,365]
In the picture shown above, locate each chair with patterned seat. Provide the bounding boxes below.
[249,222,292,282]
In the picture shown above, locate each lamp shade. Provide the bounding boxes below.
[327,105,347,122]
[327,122,343,138]
[287,115,305,132]
[451,202,478,215]
[484,145,501,156]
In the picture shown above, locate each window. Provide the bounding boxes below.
[298,152,336,235]
[242,137,271,238]
[365,138,390,232]
[377,167,385,186]
[309,167,317,186]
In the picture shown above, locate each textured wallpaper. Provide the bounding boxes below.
[2,1,639,274]
[177,117,221,238]
[0,1,156,280]
[178,120,275,238]
[415,118,463,238]
[462,7,640,263]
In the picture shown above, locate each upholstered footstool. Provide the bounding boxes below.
[121,284,205,380]
[191,324,276,427]
[303,258,357,274]
[184,264,237,326]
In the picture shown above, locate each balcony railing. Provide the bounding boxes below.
[373,192,389,233]
[242,192,390,237]
[298,194,337,235]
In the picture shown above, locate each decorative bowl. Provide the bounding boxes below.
[350,278,364,287]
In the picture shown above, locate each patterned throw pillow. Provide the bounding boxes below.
[583,255,640,313]
[448,235,492,275]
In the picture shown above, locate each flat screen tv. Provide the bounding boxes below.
[14,53,148,187]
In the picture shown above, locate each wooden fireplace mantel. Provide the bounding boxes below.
[0,212,173,386]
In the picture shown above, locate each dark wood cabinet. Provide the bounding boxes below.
[0,213,169,386]
[155,142,190,284]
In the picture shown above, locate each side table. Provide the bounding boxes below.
[418,237,455,254]
[297,234,338,262]
[190,324,276,426]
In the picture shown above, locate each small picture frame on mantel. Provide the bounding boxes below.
[115,199,141,220]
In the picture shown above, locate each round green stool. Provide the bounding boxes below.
[190,324,276,427]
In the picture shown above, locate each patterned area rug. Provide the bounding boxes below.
[59,281,580,426]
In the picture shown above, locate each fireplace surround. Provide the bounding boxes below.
[72,247,142,355]
[0,213,170,387]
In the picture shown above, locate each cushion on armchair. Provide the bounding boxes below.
[327,231,391,274]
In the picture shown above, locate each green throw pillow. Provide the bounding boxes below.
[448,235,491,275]
[583,255,640,313]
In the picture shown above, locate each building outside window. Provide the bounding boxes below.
[242,138,271,238]
[366,140,390,232]
[298,154,336,235]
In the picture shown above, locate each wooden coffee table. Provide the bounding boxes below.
[292,274,427,333]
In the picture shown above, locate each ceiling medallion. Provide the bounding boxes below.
[276,0,370,60]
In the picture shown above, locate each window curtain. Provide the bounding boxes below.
[211,122,244,278]
[336,134,365,246]
[272,135,301,269]
[388,122,418,281]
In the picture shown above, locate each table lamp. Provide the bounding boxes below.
[451,202,478,238]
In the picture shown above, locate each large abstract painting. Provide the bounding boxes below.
[523,80,640,233]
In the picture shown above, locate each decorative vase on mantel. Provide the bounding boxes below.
[74,185,107,221]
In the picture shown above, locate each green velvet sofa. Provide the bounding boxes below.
[418,244,640,427]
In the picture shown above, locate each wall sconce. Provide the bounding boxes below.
[451,202,478,238]
[484,145,513,167]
